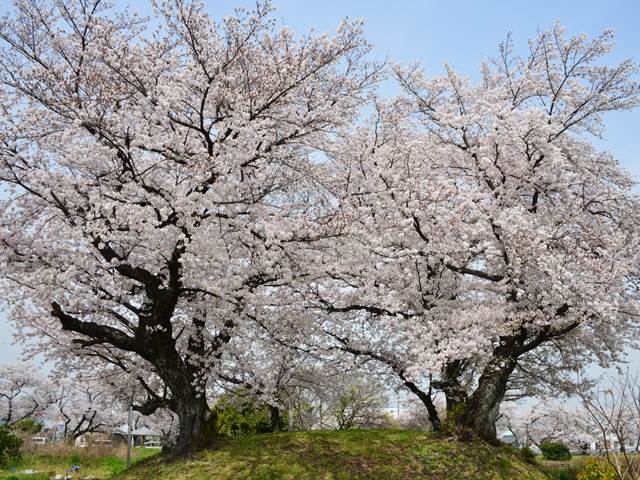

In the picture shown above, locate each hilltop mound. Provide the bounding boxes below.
[113,429,548,480]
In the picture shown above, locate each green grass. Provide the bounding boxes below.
[0,447,159,480]
[538,456,600,480]
[1,431,573,479]
[112,429,549,480]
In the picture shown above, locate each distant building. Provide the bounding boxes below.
[498,430,517,446]
[75,425,162,448]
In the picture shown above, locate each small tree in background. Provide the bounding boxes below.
[539,441,572,461]
[0,427,22,467]
[45,378,125,443]
[0,364,54,427]
[10,418,42,435]
[212,394,274,437]
[576,371,640,479]
[397,397,442,431]
[329,379,390,430]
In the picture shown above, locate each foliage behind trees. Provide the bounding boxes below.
[212,395,274,437]
[330,380,391,430]
[10,418,42,435]
[539,441,572,461]
[0,427,22,467]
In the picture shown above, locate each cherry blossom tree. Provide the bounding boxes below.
[0,0,379,454]
[576,371,640,477]
[45,377,124,443]
[497,401,583,448]
[61,362,179,446]
[0,363,54,426]
[314,24,640,441]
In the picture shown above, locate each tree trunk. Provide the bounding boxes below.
[170,393,215,457]
[269,405,281,432]
[459,354,518,443]
[436,360,469,413]
[399,374,441,431]
[412,387,442,432]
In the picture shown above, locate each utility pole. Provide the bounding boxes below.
[126,402,133,468]
[288,390,293,432]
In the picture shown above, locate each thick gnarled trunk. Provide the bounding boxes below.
[171,394,215,456]
[458,354,518,443]
[150,346,217,456]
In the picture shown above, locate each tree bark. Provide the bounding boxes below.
[403,379,441,431]
[171,393,215,456]
[134,340,217,457]
[436,360,469,413]
[458,353,518,443]
[269,405,281,432]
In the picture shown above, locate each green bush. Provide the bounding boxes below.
[10,419,42,435]
[212,395,274,437]
[0,427,22,467]
[576,458,616,480]
[69,452,81,465]
[519,446,537,464]
[557,470,575,480]
[539,441,571,461]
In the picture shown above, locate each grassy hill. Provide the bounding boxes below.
[113,429,550,480]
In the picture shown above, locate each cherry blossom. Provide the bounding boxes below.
[314,24,640,440]
[0,0,379,453]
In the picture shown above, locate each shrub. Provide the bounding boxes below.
[556,470,575,480]
[330,380,390,430]
[576,458,616,480]
[69,452,82,465]
[10,418,42,435]
[540,464,583,480]
[212,395,274,437]
[0,427,22,467]
[519,446,537,464]
[540,441,571,461]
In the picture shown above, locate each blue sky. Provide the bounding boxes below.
[1,0,640,368]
